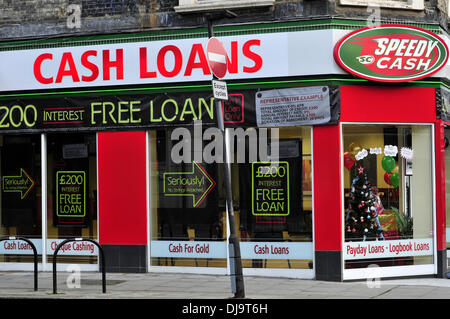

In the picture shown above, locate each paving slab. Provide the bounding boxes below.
[0,271,449,301]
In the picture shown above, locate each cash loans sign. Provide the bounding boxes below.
[334,25,449,82]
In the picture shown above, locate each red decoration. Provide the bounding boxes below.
[357,165,365,175]
[344,152,355,170]
[384,172,392,185]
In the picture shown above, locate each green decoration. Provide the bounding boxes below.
[389,172,399,188]
[381,156,395,173]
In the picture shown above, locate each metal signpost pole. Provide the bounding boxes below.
[206,13,245,299]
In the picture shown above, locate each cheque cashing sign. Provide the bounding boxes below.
[334,24,449,82]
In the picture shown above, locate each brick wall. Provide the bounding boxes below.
[0,0,446,41]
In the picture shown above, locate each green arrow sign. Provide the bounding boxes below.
[163,161,216,207]
[2,168,35,199]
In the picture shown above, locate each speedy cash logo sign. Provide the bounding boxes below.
[334,25,449,82]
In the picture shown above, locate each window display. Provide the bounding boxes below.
[236,127,313,270]
[0,133,98,268]
[343,125,434,270]
[149,129,227,268]
[149,126,313,271]
[0,135,42,263]
[46,133,98,265]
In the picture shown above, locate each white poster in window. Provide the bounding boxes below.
[240,242,313,260]
[151,240,227,259]
[0,238,98,256]
[255,86,331,127]
[0,238,42,255]
[48,239,98,256]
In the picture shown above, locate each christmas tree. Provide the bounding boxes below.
[345,165,385,241]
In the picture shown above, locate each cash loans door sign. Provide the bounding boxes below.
[334,25,449,82]
[56,171,86,218]
[252,162,289,216]
[163,162,216,208]
[2,168,35,199]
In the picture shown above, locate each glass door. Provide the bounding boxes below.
[46,133,98,269]
[236,127,313,276]
[0,134,42,269]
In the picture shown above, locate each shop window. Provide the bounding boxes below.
[343,125,433,272]
[0,135,42,263]
[338,0,424,9]
[236,127,313,270]
[46,133,98,265]
[149,126,313,271]
[174,0,275,13]
[149,129,226,268]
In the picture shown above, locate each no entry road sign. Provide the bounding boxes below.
[206,37,228,79]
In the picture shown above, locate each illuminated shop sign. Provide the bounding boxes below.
[334,25,449,82]
[252,162,289,216]
[0,86,340,133]
[56,171,86,218]
[2,168,35,199]
[163,161,216,208]
[0,94,217,133]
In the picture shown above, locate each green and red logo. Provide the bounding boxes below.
[334,25,449,82]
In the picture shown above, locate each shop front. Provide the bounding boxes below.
[0,20,448,280]
[0,86,334,276]
[338,86,440,280]
[328,25,448,281]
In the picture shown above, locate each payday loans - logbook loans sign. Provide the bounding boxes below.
[334,24,449,82]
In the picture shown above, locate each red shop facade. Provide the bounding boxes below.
[0,21,448,281]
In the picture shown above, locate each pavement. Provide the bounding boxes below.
[1,270,450,300]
